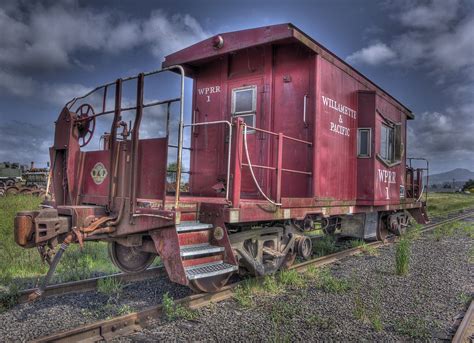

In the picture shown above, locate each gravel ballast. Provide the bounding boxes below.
[0,276,191,342]
[117,223,473,342]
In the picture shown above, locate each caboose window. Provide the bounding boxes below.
[380,124,394,162]
[357,128,371,157]
[232,86,257,128]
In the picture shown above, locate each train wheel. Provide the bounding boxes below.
[376,214,393,242]
[108,241,155,273]
[5,186,19,196]
[19,188,32,195]
[5,179,15,187]
[188,273,232,293]
[0,181,5,188]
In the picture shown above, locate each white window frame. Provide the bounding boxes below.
[231,85,257,132]
[357,128,372,158]
[380,123,395,162]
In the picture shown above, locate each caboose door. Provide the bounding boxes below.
[228,78,267,196]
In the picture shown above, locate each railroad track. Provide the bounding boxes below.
[453,300,474,343]
[18,267,166,304]
[31,209,474,343]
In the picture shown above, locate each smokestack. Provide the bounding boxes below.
[30,161,34,170]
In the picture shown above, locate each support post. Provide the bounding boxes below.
[276,133,283,203]
[108,79,122,210]
[231,118,244,208]
[129,73,145,221]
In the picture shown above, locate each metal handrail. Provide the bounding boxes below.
[245,125,313,146]
[184,120,233,202]
[407,157,429,203]
[243,124,281,206]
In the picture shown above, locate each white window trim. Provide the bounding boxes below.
[357,128,372,158]
[232,85,257,133]
[231,85,257,116]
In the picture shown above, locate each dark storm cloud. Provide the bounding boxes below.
[0,120,53,166]
[0,0,208,96]
[346,0,474,172]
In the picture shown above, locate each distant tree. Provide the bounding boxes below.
[443,183,451,189]
[431,184,438,189]
[462,179,474,191]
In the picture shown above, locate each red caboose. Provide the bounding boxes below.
[14,24,428,293]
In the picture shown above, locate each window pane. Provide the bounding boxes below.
[240,114,255,127]
[358,129,369,157]
[388,128,394,161]
[380,126,388,160]
[234,89,254,113]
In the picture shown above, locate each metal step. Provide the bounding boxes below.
[180,243,224,257]
[176,222,213,233]
[185,261,238,280]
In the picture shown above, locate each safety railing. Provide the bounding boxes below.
[183,120,233,202]
[65,65,186,216]
[235,119,312,207]
[406,157,429,203]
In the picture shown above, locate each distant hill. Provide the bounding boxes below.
[427,168,474,186]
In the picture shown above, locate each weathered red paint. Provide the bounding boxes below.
[164,23,419,214]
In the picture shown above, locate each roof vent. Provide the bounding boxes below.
[212,35,224,49]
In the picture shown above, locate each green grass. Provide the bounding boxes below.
[395,239,410,276]
[432,221,474,241]
[314,268,351,293]
[0,196,118,289]
[427,192,474,217]
[394,317,430,339]
[97,277,123,297]
[278,269,306,289]
[353,279,383,332]
[233,275,285,308]
[161,292,197,321]
[313,235,338,257]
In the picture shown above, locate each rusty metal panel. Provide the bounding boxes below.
[80,150,110,205]
[137,138,168,200]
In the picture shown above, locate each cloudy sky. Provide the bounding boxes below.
[0,0,472,174]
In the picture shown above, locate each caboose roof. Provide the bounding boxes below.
[163,23,414,119]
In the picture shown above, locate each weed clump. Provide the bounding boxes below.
[313,235,338,257]
[394,317,430,339]
[278,269,305,289]
[395,239,410,276]
[97,277,123,297]
[162,292,197,321]
[315,269,350,293]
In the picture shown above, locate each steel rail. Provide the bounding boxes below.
[31,210,474,343]
[452,300,474,343]
[18,266,165,304]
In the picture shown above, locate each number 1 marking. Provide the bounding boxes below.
[385,186,390,200]
[206,95,210,102]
